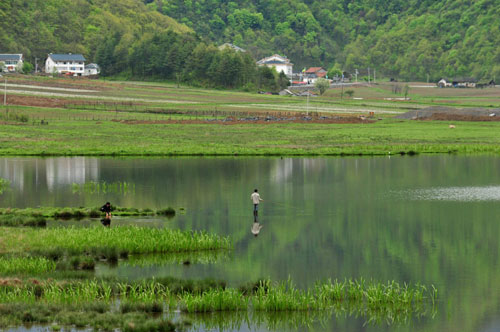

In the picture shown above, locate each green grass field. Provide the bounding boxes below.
[1,75,499,156]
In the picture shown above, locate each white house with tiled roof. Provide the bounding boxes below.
[0,54,23,72]
[45,53,86,76]
[257,54,293,78]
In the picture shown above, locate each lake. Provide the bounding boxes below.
[1,156,500,332]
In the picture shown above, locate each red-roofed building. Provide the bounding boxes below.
[303,67,327,83]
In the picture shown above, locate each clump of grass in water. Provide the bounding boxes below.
[1,226,231,256]
[180,288,249,313]
[0,215,47,227]
[0,206,178,220]
[0,257,56,275]
[0,278,437,325]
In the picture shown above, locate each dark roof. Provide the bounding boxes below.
[85,63,100,69]
[262,60,291,65]
[48,54,86,62]
[0,54,22,61]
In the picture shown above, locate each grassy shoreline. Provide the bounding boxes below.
[0,120,499,156]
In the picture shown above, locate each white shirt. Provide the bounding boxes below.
[251,192,262,204]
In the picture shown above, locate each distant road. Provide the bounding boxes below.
[6,89,197,104]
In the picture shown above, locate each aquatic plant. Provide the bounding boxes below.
[72,181,136,195]
[180,288,249,313]
[0,257,56,275]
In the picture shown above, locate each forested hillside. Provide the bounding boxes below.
[0,0,190,62]
[1,0,498,83]
[149,0,500,81]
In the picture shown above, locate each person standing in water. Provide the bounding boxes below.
[100,202,112,227]
[251,189,263,216]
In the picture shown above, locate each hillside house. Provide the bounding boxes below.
[438,78,477,88]
[257,54,293,78]
[0,54,23,72]
[303,67,327,83]
[45,53,86,76]
[84,63,100,76]
[437,78,452,88]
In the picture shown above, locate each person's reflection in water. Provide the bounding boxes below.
[251,215,263,237]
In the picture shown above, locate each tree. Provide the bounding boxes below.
[0,61,5,72]
[327,64,342,80]
[21,62,34,74]
[314,78,329,95]
[277,71,290,90]
[403,84,410,100]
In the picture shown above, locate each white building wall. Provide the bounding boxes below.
[45,57,85,75]
[265,64,293,77]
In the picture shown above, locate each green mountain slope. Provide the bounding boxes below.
[150,0,500,81]
[0,0,191,61]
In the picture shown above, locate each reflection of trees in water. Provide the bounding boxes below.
[0,157,99,192]
[0,178,10,194]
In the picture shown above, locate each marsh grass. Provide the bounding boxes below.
[0,257,56,275]
[0,214,47,227]
[180,288,249,313]
[0,302,180,331]
[0,278,436,328]
[0,226,231,257]
[0,206,176,220]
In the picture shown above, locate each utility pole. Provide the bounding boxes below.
[35,58,38,74]
[306,90,309,116]
[3,76,6,106]
[427,73,429,83]
[355,69,358,83]
[368,67,371,84]
[374,68,376,84]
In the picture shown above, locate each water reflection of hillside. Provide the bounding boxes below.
[0,157,99,192]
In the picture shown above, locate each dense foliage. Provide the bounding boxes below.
[149,0,500,81]
[1,0,498,83]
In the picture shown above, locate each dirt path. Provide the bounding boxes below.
[5,83,98,93]
[229,103,401,114]
[7,89,198,104]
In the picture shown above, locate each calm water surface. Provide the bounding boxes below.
[1,156,500,332]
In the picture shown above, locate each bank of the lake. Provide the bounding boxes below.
[0,119,499,156]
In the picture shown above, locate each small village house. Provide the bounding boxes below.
[438,78,477,88]
[303,67,327,84]
[84,63,100,76]
[0,54,23,72]
[45,53,86,76]
[257,54,293,78]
